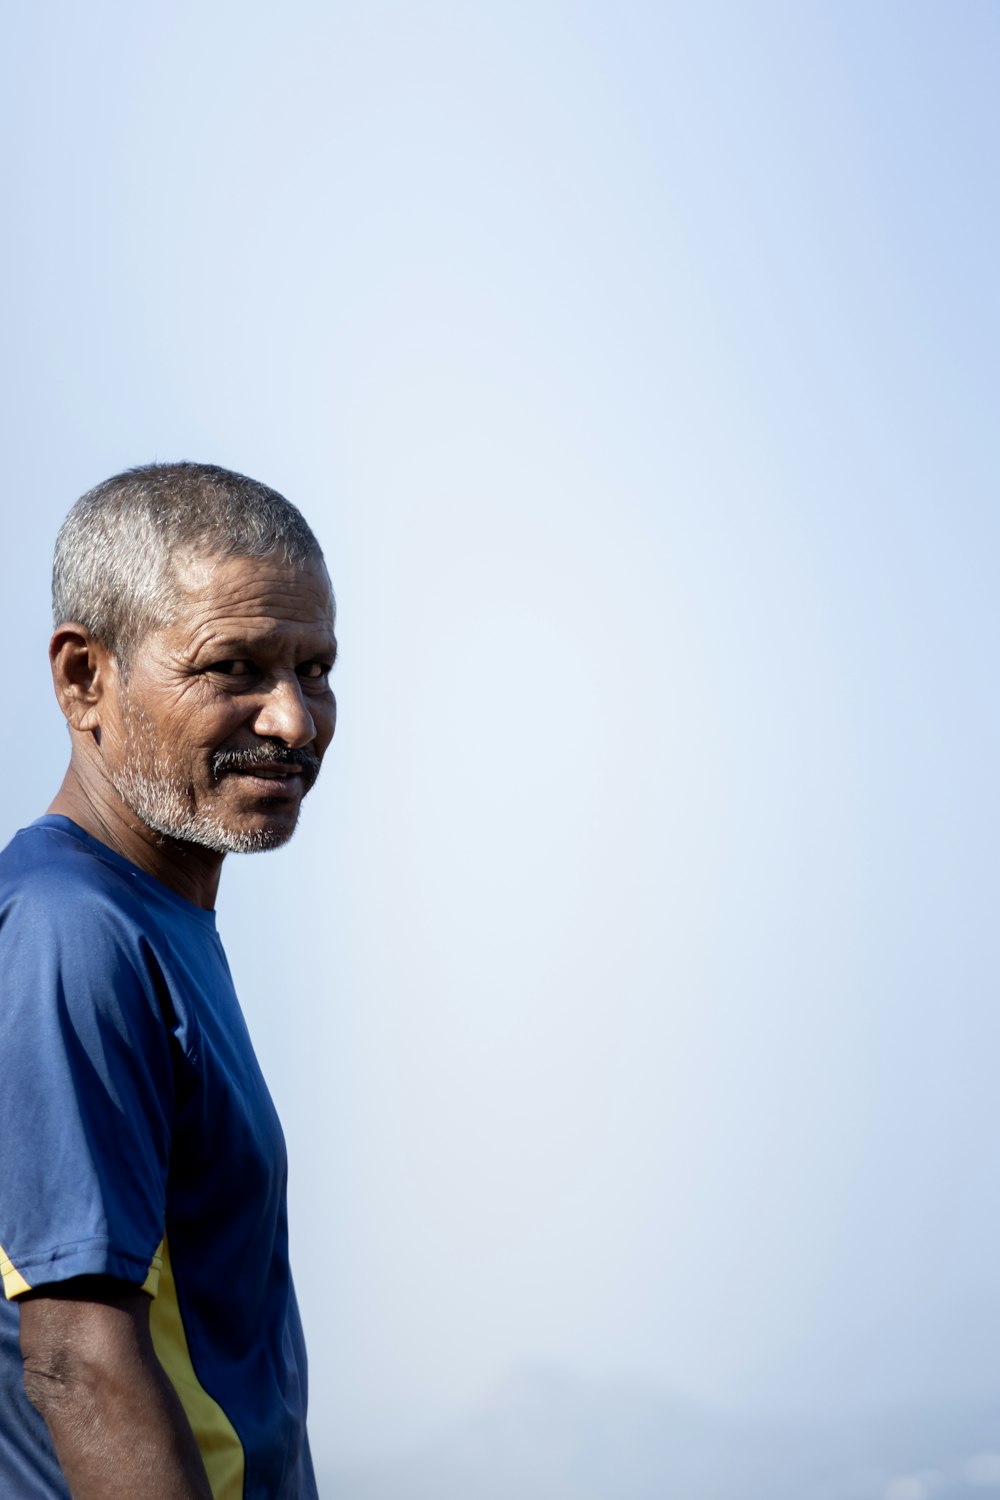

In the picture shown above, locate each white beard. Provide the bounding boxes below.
[109,705,298,855]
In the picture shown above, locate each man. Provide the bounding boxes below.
[0,462,336,1499]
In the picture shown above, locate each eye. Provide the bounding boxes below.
[297,660,332,682]
[207,660,255,677]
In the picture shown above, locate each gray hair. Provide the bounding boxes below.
[53,461,326,668]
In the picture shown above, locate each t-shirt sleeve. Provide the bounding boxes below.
[0,882,174,1300]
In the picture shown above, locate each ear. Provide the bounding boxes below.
[49,624,119,733]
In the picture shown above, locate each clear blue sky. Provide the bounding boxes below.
[2,1,999,1487]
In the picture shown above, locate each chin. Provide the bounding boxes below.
[187,811,302,855]
[134,802,301,856]
[114,761,308,856]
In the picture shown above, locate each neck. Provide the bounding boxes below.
[49,764,225,910]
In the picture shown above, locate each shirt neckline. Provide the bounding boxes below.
[30,814,219,928]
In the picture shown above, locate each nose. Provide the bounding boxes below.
[251,674,317,750]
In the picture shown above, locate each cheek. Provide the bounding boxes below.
[139,722,221,787]
[317,697,337,753]
[183,703,249,757]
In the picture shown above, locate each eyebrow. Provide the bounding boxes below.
[190,630,338,664]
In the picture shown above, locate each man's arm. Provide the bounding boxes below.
[18,1277,214,1500]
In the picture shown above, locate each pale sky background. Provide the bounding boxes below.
[2,2,999,1492]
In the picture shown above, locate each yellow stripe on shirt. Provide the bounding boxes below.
[148,1234,246,1500]
[0,1243,32,1299]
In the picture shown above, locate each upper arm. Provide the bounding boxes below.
[16,1276,216,1500]
[19,1277,158,1412]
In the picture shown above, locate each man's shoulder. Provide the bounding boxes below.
[0,820,184,1028]
[0,818,154,937]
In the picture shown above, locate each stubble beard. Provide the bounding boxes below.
[109,707,302,856]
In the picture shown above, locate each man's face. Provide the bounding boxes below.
[101,549,337,854]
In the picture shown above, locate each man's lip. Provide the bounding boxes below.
[222,764,303,778]
[218,766,308,797]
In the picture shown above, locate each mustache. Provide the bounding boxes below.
[210,740,322,785]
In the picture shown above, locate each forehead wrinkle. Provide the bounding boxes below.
[173,552,334,623]
[173,573,335,651]
[180,582,333,623]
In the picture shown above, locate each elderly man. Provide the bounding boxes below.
[0,463,335,1499]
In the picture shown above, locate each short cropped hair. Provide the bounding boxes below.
[53,461,326,668]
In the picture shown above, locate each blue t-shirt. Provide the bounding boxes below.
[0,816,318,1500]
